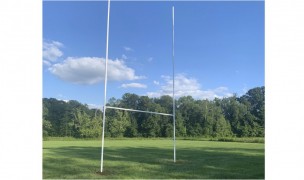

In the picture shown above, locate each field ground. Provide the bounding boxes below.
[43,139,264,179]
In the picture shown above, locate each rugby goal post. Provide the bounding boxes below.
[100,0,176,172]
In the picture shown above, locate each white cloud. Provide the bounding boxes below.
[43,40,63,62]
[49,57,145,84]
[43,60,52,66]
[88,104,102,110]
[124,46,133,52]
[122,54,127,60]
[147,57,153,62]
[121,83,147,89]
[56,99,69,103]
[55,94,69,102]
[153,80,160,85]
[147,74,233,100]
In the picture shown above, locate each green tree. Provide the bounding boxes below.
[240,86,265,128]
[175,112,186,137]
[212,106,232,137]
[107,110,130,138]
[43,98,68,136]
[124,115,138,137]
[141,115,161,137]
[120,93,140,109]
[43,119,53,137]
[42,86,264,138]
[73,108,101,138]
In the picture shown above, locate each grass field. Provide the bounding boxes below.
[43,139,264,179]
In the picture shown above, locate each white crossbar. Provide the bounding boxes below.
[106,106,173,117]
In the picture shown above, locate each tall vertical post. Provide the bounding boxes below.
[101,0,111,173]
[172,6,176,163]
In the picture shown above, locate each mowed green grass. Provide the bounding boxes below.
[43,139,264,179]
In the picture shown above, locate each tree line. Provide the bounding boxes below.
[43,86,264,138]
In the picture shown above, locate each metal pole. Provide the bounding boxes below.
[172,6,176,163]
[101,0,111,173]
[106,106,174,116]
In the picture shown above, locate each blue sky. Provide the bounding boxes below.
[43,1,264,108]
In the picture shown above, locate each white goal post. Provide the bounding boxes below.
[100,0,176,173]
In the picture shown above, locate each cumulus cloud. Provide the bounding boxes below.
[153,80,160,85]
[49,57,145,84]
[43,60,52,67]
[121,83,147,89]
[124,46,133,52]
[147,74,233,100]
[43,40,63,62]
[122,54,128,60]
